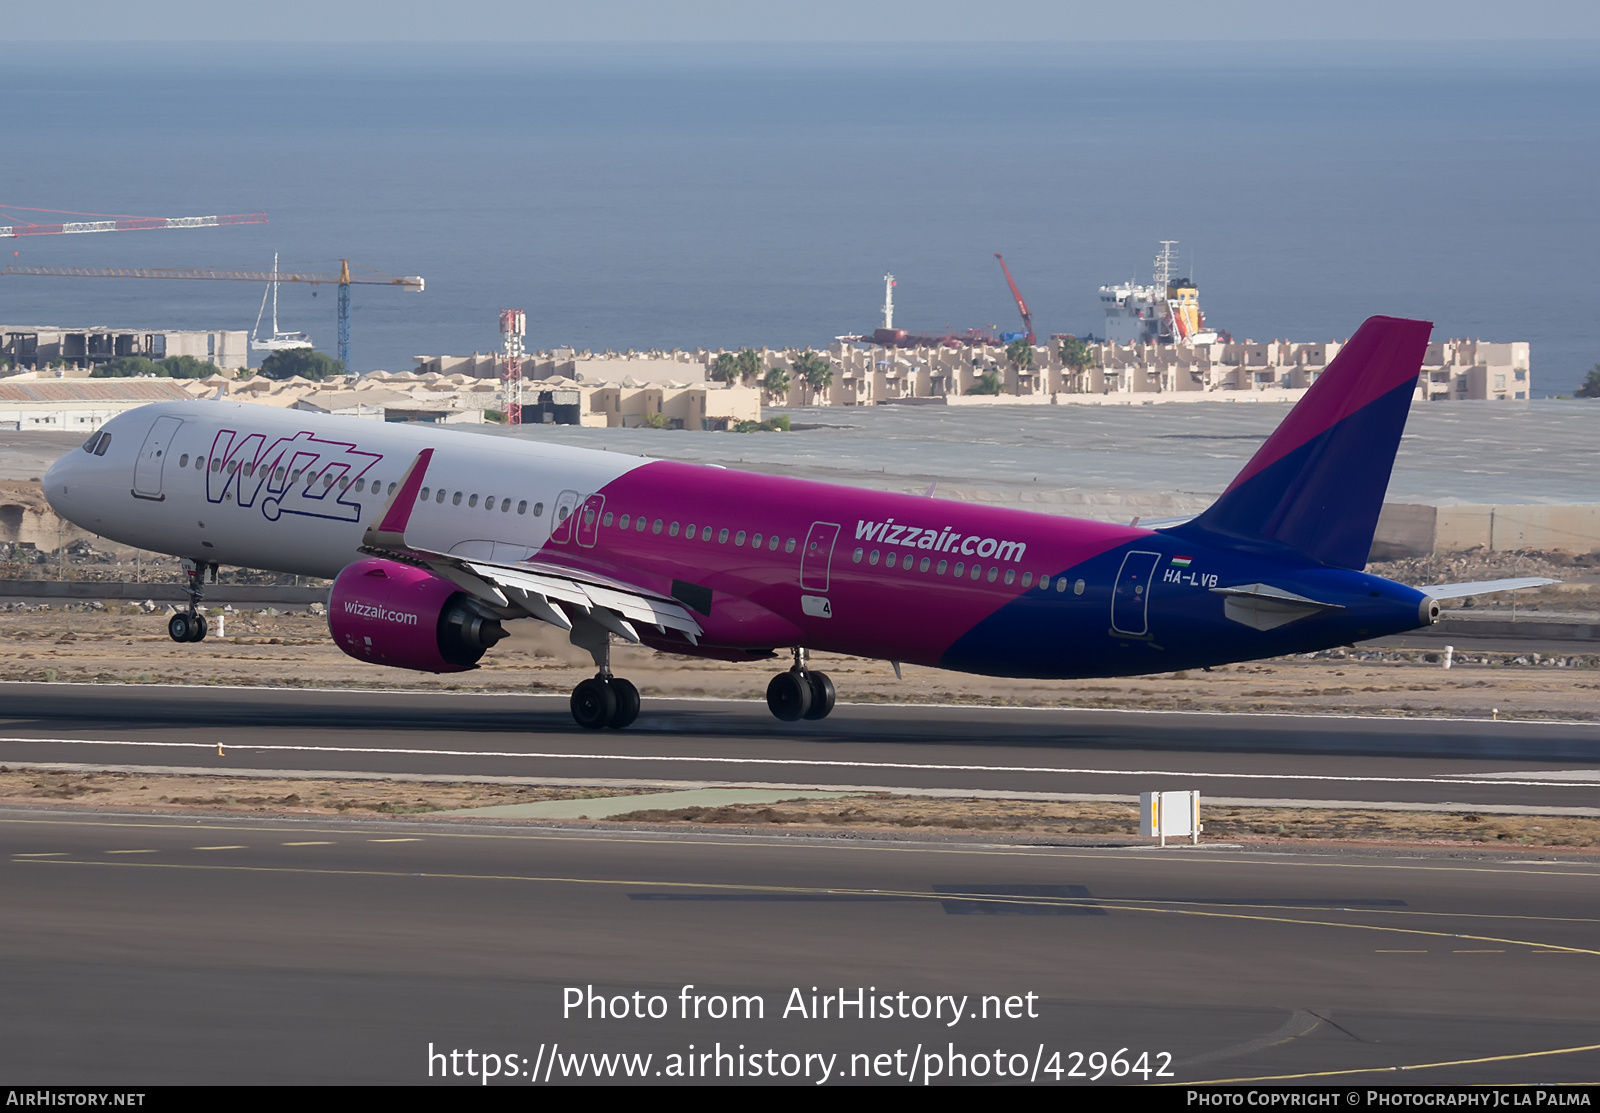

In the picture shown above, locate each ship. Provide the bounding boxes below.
[1099,241,1219,346]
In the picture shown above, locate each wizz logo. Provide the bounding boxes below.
[207,429,383,524]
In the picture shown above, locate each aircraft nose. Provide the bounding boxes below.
[43,442,86,517]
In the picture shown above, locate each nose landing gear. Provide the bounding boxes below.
[766,648,835,722]
[167,558,216,643]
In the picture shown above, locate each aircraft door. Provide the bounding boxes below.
[800,521,840,592]
[548,489,581,543]
[133,415,183,501]
[575,494,605,548]
[1110,550,1162,636]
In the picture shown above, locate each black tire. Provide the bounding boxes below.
[802,670,836,720]
[607,677,640,729]
[188,613,209,642]
[168,613,191,643]
[571,678,617,730]
[766,671,813,722]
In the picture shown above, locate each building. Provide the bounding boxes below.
[0,325,250,373]
[0,379,196,431]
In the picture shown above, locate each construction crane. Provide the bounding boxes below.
[993,253,1036,345]
[0,260,423,366]
[0,203,266,239]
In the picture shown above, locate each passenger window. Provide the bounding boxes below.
[734,530,746,546]
[339,477,350,490]
[603,512,614,527]
[987,567,999,583]
[501,499,510,512]
[669,522,680,537]
[277,468,287,482]
[937,560,947,575]
[559,505,571,521]
[752,533,763,548]
[620,514,631,529]
[518,500,528,514]
[953,562,964,577]
[354,478,364,492]
[1021,572,1032,587]
[178,454,189,467]
[852,547,863,563]
[436,490,446,503]
[653,519,663,534]
[244,464,254,477]
[919,557,931,572]
[324,474,335,488]
[718,528,730,543]
[685,525,697,540]
[485,496,494,510]
[785,538,796,553]
[468,494,479,508]
[1004,569,1016,585]
[869,550,880,566]
[768,535,779,551]
[533,502,543,516]
[1038,576,1049,591]
[584,508,595,526]
[636,517,646,532]
[420,487,430,500]
[1056,579,1068,593]
[452,492,463,505]
[1074,579,1086,595]
[971,565,982,581]
[227,461,238,474]
[885,552,897,569]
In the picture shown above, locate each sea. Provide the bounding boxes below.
[3,41,1599,398]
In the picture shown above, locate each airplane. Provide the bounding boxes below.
[42,315,1552,730]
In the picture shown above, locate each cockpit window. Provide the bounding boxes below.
[82,432,103,454]
[95,434,111,456]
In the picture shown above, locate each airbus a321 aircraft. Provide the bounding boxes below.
[43,316,1550,729]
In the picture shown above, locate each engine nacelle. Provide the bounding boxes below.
[328,557,505,673]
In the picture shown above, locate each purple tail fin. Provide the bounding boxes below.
[1166,315,1432,569]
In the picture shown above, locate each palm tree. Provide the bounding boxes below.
[709,353,738,384]
[735,348,762,386]
[791,350,833,405]
[1578,364,1600,398]
[762,365,791,403]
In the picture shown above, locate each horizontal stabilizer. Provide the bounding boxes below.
[1420,577,1558,600]
[1210,582,1343,632]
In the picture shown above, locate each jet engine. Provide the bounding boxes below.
[328,557,505,673]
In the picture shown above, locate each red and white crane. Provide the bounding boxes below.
[0,203,267,239]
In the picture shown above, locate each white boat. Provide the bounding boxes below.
[251,253,314,352]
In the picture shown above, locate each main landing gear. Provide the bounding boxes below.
[766,648,835,722]
[168,558,215,643]
[567,615,640,730]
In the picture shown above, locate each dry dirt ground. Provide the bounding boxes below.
[2,768,1595,852]
[0,606,1593,719]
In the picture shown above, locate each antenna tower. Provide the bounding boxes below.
[1154,240,1179,292]
[500,309,526,426]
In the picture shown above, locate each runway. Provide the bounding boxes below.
[5,809,1598,1084]
[0,683,1597,813]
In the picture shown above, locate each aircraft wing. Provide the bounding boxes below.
[1418,577,1559,600]
[357,449,703,644]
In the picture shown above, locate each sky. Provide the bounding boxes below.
[6,1,1600,42]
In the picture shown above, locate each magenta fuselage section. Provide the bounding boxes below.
[529,460,1138,669]
[328,557,475,673]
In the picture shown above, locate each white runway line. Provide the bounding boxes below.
[0,735,1593,791]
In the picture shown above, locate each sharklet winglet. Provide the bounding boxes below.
[363,448,432,550]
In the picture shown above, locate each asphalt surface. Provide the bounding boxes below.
[4,809,1598,1085]
[1,683,1598,813]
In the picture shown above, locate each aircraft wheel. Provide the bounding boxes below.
[606,677,640,729]
[802,670,836,720]
[168,613,192,643]
[766,671,813,722]
[571,677,617,730]
[188,613,209,642]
